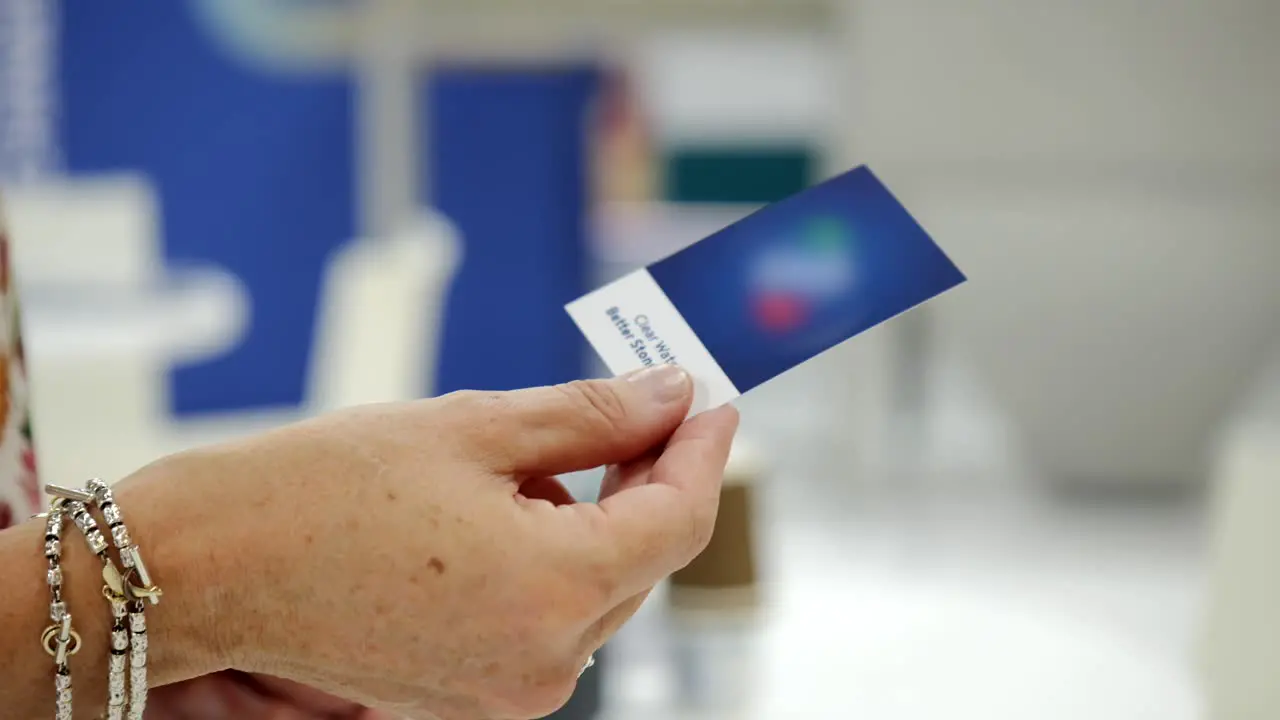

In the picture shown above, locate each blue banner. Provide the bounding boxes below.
[60,1,355,413]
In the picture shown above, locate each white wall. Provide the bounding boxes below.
[832,0,1280,488]
[632,31,835,144]
[844,0,1280,170]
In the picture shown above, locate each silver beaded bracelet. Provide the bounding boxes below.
[88,478,159,720]
[41,500,79,720]
[62,498,129,720]
[46,481,161,720]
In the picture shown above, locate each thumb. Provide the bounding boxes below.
[469,364,693,476]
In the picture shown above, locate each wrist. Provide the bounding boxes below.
[109,449,256,679]
[0,452,251,719]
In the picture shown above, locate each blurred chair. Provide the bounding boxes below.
[6,174,249,486]
[159,211,460,452]
[306,211,459,411]
[5,173,161,288]
[7,174,459,483]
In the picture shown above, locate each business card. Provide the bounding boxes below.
[567,165,966,415]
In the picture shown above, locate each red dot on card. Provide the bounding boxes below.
[753,293,807,332]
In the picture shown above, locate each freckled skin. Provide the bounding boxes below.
[0,369,737,720]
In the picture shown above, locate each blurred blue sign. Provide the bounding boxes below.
[60,2,595,413]
[60,1,355,413]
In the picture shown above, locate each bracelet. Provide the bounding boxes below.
[41,499,80,720]
[63,499,128,720]
[47,480,162,720]
[88,478,158,720]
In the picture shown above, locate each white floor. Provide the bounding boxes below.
[586,333,1209,720]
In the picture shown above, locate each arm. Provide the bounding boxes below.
[0,366,736,720]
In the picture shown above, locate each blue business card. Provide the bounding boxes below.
[567,165,966,414]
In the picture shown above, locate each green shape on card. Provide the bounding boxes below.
[802,215,851,253]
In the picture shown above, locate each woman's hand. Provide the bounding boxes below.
[118,365,737,720]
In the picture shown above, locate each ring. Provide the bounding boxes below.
[578,654,595,677]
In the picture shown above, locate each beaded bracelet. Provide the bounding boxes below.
[40,499,80,720]
[87,478,159,720]
[47,481,162,720]
[63,498,129,720]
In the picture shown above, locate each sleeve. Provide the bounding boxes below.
[0,199,40,529]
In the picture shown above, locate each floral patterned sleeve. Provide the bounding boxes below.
[0,201,40,530]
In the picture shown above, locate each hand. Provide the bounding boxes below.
[119,365,738,720]
[147,672,393,719]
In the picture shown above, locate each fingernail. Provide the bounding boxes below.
[627,364,691,404]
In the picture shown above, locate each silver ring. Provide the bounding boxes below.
[578,654,595,677]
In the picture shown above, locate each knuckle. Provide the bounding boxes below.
[441,389,513,452]
[445,388,509,415]
[558,380,629,430]
[436,388,479,405]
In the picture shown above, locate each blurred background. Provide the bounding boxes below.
[2,1,1278,718]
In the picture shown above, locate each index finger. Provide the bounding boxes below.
[584,404,739,598]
